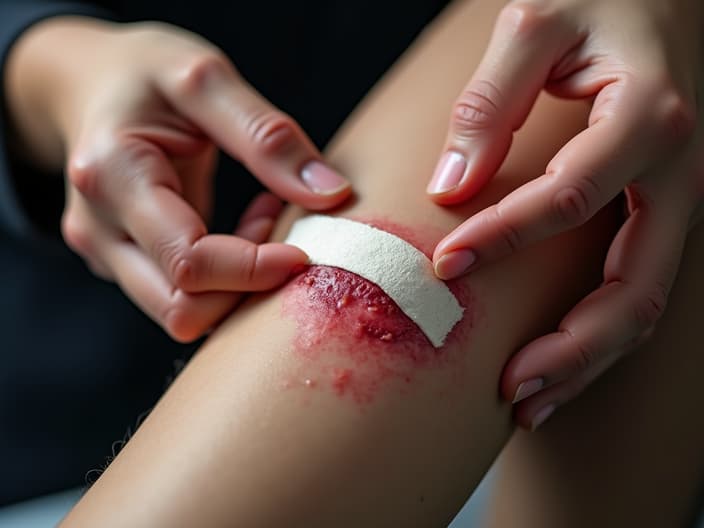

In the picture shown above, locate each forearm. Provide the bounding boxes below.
[61,0,620,526]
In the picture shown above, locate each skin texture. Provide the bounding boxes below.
[60,0,702,526]
[485,223,704,527]
[426,0,704,428]
[4,16,351,341]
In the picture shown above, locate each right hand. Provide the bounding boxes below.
[7,18,352,341]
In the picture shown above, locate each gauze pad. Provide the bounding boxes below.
[284,215,464,347]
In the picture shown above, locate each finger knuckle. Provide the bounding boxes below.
[61,211,94,257]
[150,230,204,286]
[171,240,212,291]
[238,243,259,284]
[244,110,299,157]
[67,153,103,201]
[452,80,503,136]
[491,203,523,253]
[632,285,668,330]
[552,180,599,227]
[656,88,697,143]
[162,292,200,343]
[572,338,598,373]
[173,52,232,97]
[498,1,556,39]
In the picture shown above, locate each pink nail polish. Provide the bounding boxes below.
[427,151,466,194]
[512,378,543,403]
[301,161,350,195]
[531,403,556,431]
[434,249,476,280]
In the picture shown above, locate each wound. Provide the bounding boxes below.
[281,218,476,405]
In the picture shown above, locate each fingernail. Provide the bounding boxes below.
[427,151,467,195]
[531,403,556,432]
[434,249,476,279]
[512,378,543,403]
[301,161,350,195]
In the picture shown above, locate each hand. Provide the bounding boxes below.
[7,18,352,341]
[426,0,704,429]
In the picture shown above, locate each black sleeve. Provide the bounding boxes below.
[0,1,115,242]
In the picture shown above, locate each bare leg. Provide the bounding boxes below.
[484,221,704,528]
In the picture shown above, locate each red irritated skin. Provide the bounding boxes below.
[280,217,478,405]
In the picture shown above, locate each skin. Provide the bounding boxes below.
[4,16,351,341]
[485,222,704,527]
[54,0,648,525]
[58,0,702,525]
[427,0,704,428]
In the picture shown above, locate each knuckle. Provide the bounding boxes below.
[61,211,94,257]
[498,1,556,39]
[632,285,668,330]
[171,242,210,291]
[172,52,232,97]
[491,203,523,253]
[244,110,299,158]
[572,338,598,373]
[552,182,597,227]
[150,230,203,285]
[238,243,259,284]
[656,88,697,143]
[66,154,102,200]
[452,80,503,136]
[162,292,200,343]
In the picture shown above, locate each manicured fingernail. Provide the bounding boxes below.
[301,161,350,195]
[427,151,467,194]
[531,403,556,432]
[512,378,543,403]
[434,249,476,279]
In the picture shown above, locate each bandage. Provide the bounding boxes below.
[284,215,464,347]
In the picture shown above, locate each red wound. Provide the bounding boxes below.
[281,217,476,404]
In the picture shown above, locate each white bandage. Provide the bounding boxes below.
[284,215,464,347]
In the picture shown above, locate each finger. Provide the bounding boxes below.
[433,81,680,279]
[157,54,351,209]
[175,237,307,293]
[511,345,622,431]
[97,234,240,343]
[61,189,116,281]
[125,174,306,292]
[233,192,283,242]
[172,143,217,222]
[427,2,577,204]
[234,217,275,244]
[502,184,690,404]
[236,192,283,227]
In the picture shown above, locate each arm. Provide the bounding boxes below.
[61,0,621,526]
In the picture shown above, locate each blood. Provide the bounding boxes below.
[281,217,477,404]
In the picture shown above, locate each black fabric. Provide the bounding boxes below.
[0,0,449,504]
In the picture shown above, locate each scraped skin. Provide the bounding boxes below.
[58,0,703,526]
[281,261,474,405]
[280,216,475,404]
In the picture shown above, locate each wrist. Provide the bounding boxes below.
[4,16,117,172]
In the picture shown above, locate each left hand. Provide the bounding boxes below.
[427,0,704,430]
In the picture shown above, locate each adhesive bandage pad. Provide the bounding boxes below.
[284,216,464,347]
